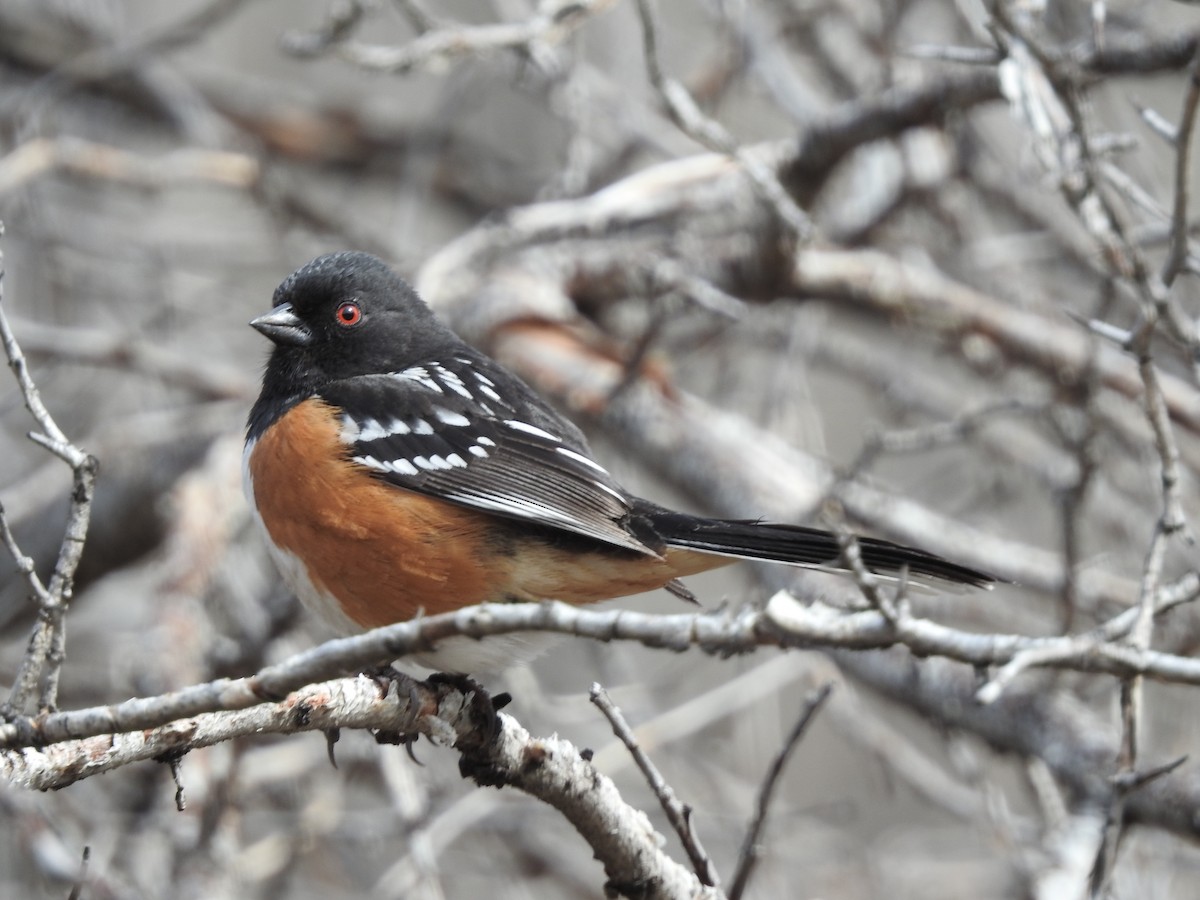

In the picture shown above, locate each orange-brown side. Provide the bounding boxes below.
[249,398,735,628]
[249,399,511,628]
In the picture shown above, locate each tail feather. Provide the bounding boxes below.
[652,512,996,589]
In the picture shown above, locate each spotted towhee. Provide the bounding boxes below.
[245,252,995,670]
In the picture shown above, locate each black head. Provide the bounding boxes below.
[247,252,459,436]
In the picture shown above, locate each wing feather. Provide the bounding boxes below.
[318,365,655,556]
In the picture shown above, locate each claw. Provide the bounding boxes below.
[324,727,341,769]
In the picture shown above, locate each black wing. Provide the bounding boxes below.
[318,359,657,555]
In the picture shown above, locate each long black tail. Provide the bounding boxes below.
[651,511,996,589]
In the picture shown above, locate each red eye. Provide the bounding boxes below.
[335,302,362,327]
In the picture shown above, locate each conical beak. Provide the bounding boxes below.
[250,303,312,347]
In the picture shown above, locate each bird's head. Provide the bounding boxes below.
[251,251,452,386]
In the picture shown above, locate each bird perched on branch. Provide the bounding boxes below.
[244,252,995,670]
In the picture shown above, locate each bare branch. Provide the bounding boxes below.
[283,0,617,73]
[0,246,78,467]
[590,683,720,888]
[0,501,49,606]
[1,672,720,899]
[789,247,1200,436]
[632,0,813,240]
[727,682,832,900]
[0,229,98,715]
[0,138,259,196]
[3,583,1200,758]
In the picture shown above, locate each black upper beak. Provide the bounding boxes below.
[250,303,312,347]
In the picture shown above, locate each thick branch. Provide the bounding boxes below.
[1,672,720,900]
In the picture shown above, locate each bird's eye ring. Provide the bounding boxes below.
[336,301,362,327]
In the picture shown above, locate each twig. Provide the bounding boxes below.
[902,44,1002,65]
[992,4,1197,346]
[1054,282,1108,632]
[789,247,1200,436]
[981,329,1184,897]
[727,682,833,900]
[1132,99,1179,144]
[0,249,77,466]
[0,138,259,196]
[283,0,615,72]
[1090,743,1188,896]
[0,231,98,715]
[828,516,903,620]
[0,501,50,605]
[1111,755,1188,793]
[969,571,1195,705]
[631,0,813,241]
[1096,516,1176,890]
[590,683,720,888]
[975,570,1200,702]
[280,0,368,57]
[1131,338,1189,537]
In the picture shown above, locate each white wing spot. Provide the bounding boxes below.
[504,420,561,443]
[388,458,419,476]
[467,368,509,406]
[434,366,473,399]
[468,445,489,458]
[413,456,434,470]
[445,453,467,468]
[433,406,471,427]
[411,418,434,435]
[477,435,496,447]
[357,418,388,443]
[352,417,414,442]
[353,454,420,478]
[396,366,442,393]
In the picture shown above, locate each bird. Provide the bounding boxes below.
[244,251,996,671]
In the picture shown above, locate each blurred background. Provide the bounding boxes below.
[3,0,1200,897]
